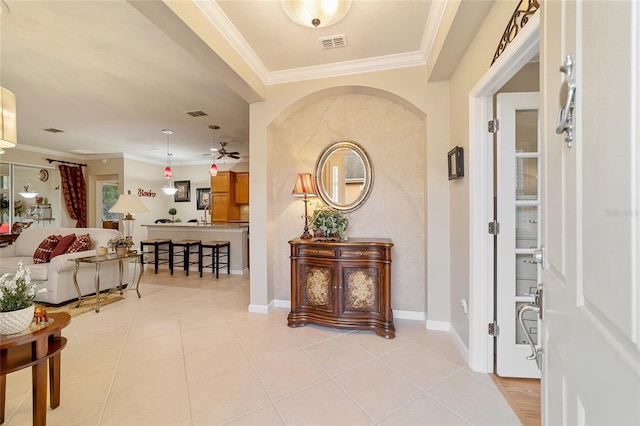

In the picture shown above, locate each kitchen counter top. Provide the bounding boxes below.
[142,223,249,273]
[143,223,248,229]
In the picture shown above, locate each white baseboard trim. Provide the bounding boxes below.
[248,303,269,314]
[273,299,291,309]
[449,325,470,365]
[393,310,425,321]
[426,320,451,331]
[249,299,290,313]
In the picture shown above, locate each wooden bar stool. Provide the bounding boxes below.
[170,240,201,276]
[200,241,230,278]
[139,239,171,274]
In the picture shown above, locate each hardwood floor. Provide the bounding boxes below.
[491,375,541,426]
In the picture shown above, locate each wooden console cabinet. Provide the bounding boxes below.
[288,238,395,338]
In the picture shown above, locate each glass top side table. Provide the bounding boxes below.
[70,251,142,312]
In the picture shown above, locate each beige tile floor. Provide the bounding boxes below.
[3,269,521,425]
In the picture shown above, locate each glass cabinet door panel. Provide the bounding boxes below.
[515,110,538,153]
[516,205,538,248]
[516,158,538,199]
[516,253,537,296]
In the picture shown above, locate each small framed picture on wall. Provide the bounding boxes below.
[196,188,210,210]
[448,146,464,180]
[174,180,191,202]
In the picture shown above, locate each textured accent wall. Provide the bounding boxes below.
[271,93,426,312]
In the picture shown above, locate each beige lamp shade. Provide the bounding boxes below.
[292,173,316,239]
[109,190,150,218]
[109,190,150,239]
[0,87,17,148]
[292,173,317,196]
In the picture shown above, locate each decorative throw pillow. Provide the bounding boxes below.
[33,234,61,264]
[66,234,91,253]
[50,233,76,259]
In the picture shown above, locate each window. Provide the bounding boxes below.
[101,182,119,221]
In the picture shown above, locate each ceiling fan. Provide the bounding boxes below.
[216,142,240,159]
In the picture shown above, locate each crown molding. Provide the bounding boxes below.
[194,0,271,83]
[266,51,426,85]
[6,144,86,160]
[193,1,438,86]
[420,0,448,59]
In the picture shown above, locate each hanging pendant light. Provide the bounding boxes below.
[209,125,219,177]
[161,129,178,195]
[162,129,173,178]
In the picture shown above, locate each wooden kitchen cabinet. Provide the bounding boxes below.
[288,238,395,338]
[235,172,249,204]
[210,193,229,222]
[211,171,232,193]
[210,171,247,222]
[210,171,240,222]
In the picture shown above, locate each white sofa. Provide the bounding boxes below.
[0,227,127,305]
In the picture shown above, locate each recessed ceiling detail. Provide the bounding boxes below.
[185,110,208,117]
[319,34,347,50]
[43,128,64,133]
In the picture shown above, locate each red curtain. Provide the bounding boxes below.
[59,165,87,228]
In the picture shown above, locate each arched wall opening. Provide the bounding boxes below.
[253,84,434,319]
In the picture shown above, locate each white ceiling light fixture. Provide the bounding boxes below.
[282,0,351,28]
[19,183,38,199]
[161,129,178,195]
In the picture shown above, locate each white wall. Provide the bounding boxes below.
[447,0,522,346]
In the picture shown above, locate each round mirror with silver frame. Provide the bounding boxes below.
[314,141,373,212]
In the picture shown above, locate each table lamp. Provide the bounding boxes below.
[108,190,150,247]
[292,173,317,239]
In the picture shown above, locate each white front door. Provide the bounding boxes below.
[540,1,640,423]
[496,92,541,379]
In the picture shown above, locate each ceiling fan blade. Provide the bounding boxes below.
[217,154,224,159]
[230,154,240,159]
[230,151,240,156]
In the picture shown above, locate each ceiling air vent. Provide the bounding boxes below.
[43,128,64,133]
[319,34,347,50]
[186,110,208,117]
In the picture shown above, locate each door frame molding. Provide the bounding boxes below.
[467,12,540,373]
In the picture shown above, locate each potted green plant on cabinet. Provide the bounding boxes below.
[309,204,349,241]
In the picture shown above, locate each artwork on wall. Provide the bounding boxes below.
[196,188,210,210]
[174,180,191,202]
[448,146,464,180]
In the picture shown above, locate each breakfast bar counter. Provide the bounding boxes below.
[142,223,249,274]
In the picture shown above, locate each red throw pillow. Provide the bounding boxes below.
[66,234,91,253]
[50,233,76,259]
[33,235,61,264]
